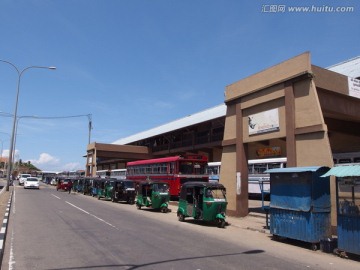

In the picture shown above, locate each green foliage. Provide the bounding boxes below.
[15,162,40,172]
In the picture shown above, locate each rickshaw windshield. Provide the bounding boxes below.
[123,181,134,188]
[206,188,226,200]
[154,183,169,192]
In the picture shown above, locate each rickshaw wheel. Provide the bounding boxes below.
[217,219,226,228]
[136,203,141,209]
[178,213,185,222]
[161,207,168,213]
[97,196,101,200]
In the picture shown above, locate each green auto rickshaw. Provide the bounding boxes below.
[97,179,117,200]
[135,181,170,213]
[91,178,104,197]
[177,182,228,228]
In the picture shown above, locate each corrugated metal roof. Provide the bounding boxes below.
[112,104,226,145]
[112,56,359,146]
[321,165,360,177]
[327,56,360,79]
[266,166,326,174]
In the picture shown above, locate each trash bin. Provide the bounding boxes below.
[266,166,331,250]
[320,238,337,253]
[321,164,360,256]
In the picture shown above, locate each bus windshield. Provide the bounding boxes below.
[179,161,206,174]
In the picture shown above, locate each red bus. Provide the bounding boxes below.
[126,155,209,197]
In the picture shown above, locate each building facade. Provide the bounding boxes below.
[221,52,360,229]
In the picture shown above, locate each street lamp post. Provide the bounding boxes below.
[0,60,56,191]
[87,114,92,145]
[11,115,37,172]
[4,114,92,177]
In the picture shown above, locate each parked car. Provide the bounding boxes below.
[24,177,40,189]
[19,174,31,186]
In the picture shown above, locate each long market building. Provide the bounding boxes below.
[86,52,360,231]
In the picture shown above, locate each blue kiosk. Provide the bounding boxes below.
[266,166,331,250]
[322,165,360,256]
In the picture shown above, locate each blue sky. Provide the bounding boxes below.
[0,0,359,172]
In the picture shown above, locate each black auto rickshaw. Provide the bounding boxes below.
[177,182,227,228]
[112,179,136,204]
[82,178,93,195]
[135,181,170,213]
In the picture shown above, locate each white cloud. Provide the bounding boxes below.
[27,153,83,172]
[29,153,60,166]
[2,149,20,158]
[62,162,82,171]
[2,150,9,158]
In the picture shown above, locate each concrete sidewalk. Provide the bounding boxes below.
[169,199,270,234]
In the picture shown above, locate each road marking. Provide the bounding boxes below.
[8,229,15,270]
[51,194,61,200]
[65,201,89,214]
[65,201,118,230]
[12,189,16,214]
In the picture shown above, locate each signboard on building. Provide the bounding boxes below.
[248,108,280,135]
[256,146,281,158]
[348,77,360,99]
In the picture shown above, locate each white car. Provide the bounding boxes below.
[19,174,31,186]
[24,177,40,189]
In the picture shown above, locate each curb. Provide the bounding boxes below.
[0,188,13,266]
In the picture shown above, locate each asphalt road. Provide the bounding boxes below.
[2,182,359,270]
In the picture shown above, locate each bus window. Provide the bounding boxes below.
[339,158,352,164]
[179,162,193,174]
[253,164,267,174]
[207,166,219,175]
[267,162,282,170]
[169,162,175,174]
[194,162,206,174]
